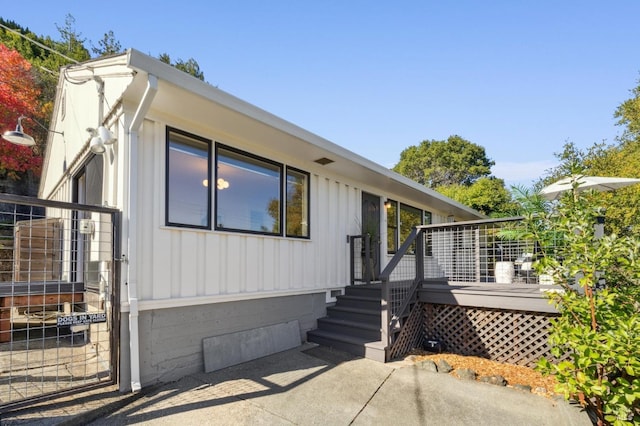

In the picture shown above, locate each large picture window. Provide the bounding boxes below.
[166,129,211,228]
[216,145,283,235]
[165,132,310,238]
[286,167,309,238]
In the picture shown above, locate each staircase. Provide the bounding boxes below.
[307,284,386,362]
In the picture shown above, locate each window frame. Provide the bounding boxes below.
[386,199,399,254]
[386,200,433,255]
[399,203,422,255]
[285,166,311,239]
[165,127,212,230]
[214,143,284,236]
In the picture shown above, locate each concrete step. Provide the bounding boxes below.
[364,340,387,363]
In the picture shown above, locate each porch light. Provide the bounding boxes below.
[2,116,36,146]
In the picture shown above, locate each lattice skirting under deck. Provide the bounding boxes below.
[423,303,559,368]
[387,302,424,360]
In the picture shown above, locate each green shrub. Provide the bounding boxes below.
[530,189,640,425]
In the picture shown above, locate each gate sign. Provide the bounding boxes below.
[57,312,107,327]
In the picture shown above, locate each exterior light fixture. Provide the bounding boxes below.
[2,116,36,146]
[88,126,117,154]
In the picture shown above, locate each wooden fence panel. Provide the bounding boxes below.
[13,218,63,282]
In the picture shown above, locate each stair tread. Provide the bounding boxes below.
[318,317,380,331]
[308,329,381,345]
[328,305,380,315]
[337,294,380,301]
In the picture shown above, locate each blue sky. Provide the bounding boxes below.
[3,1,639,187]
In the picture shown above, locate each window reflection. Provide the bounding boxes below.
[216,146,282,234]
[167,130,210,228]
[386,200,430,255]
[400,203,422,254]
[286,168,309,237]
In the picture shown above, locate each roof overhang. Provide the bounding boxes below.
[121,49,482,220]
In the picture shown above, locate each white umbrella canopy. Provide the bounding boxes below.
[540,175,640,200]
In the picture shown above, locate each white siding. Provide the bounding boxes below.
[132,119,362,304]
[38,56,481,313]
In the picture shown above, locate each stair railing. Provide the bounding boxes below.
[379,226,425,357]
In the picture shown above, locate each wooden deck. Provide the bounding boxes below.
[419,282,559,313]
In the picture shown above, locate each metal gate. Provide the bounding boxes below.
[0,194,120,408]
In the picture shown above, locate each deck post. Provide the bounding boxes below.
[415,228,424,281]
[380,276,390,359]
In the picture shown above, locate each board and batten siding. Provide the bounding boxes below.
[133,120,360,305]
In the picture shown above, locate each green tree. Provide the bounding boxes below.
[540,141,640,238]
[91,30,123,57]
[614,77,640,142]
[539,76,640,238]
[158,53,205,81]
[393,135,494,187]
[436,177,515,217]
[54,14,90,63]
[0,17,89,127]
[393,135,513,215]
[533,184,640,425]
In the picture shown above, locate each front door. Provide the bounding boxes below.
[361,192,381,280]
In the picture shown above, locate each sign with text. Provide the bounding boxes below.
[57,312,107,327]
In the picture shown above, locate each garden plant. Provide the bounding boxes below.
[529,184,640,425]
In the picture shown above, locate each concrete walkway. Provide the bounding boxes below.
[2,343,592,425]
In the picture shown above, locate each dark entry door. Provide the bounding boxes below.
[361,192,381,280]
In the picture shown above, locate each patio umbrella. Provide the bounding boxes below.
[540,175,640,200]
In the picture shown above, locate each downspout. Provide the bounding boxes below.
[126,74,158,392]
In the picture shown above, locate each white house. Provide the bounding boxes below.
[39,49,482,391]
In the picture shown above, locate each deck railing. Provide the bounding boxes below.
[379,216,562,357]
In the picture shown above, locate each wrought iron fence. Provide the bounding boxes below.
[0,193,120,408]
